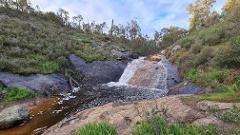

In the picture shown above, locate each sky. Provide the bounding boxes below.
[31,0,226,36]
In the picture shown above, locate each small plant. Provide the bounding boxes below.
[217,107,240,123]
[39,61,60,74]
[73,122,117,135]
[208,105,220,113]
[186,68,199,82]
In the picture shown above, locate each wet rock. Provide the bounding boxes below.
[161,59,181,88]
[69,54,127,83]
[0,72,70,95]
[168,81,203,95]
[0,105,29,129]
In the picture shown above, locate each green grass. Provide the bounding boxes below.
[73,122,117,135]
[217,107,240,123]
[133,115,217,135]
[0,85,37,102]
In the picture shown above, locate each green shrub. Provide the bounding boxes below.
[38,61,60,74]
[194,46,214,66]
[73,122,117,135]
[176,36,195,49]
[217,107,240,123]
[133,115,217,135]
[208,105,220,113]
[190,43,202,54]
[185,68,199,82]
[214,36,240,67]
[198,25,224,46]
[0,85,37,102]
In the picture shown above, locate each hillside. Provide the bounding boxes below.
[0,0,240,135]
[0,7,157,75]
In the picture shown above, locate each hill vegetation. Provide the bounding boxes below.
[164,0,240,102]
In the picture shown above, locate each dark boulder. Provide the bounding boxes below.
[69,54,127,83]
[168,81,203,95]
[161,60,181,88]
[0,72,70,95]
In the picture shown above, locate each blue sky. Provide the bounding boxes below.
[31,0,226,36]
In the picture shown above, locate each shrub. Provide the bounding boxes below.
[217,107,240,123]
[38,61,60,74]
[190,43,202,54]
[176,36,195,49]
[213,36,240,67]
[73,122,117,135]
[0,85,37,102]
[185,68,199,82]
[194,46,214,66]
[208,105,220,113]
[198,25,224,46]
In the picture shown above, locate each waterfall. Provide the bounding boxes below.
[107,55,168,92]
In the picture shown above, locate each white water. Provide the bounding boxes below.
[107,56,168,92]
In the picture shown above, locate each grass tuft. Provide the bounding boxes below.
[73,122,117,135]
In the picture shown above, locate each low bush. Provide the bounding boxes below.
[0,85,37,102]
[198,25,224,46]
[217,107,240,123]
[73,122,117,135]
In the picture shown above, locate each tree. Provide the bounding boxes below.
[223,0,240,22]
[58,8,70,26]
[128,19,141,39]
[188,0,216,31]
[161,27,187,47]
[72,15,83,30]
[109,19,114,36]
[95,22,106,34]
[19,0,29,12]
[82,22,91,33]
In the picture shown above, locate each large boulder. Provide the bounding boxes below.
[0,73,70,95]
[69,54,127,83]
[0,105,29,129]
[168,81,203,95]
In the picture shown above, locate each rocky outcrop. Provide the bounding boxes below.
[69,54,127,83]
[168,81,203,95]
[0,105,29,129]
[0,72,70,95]
[42,96,203,135]
[43,95,239,135]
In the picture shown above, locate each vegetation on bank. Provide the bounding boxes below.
[73,122,117,135]
[133,115,218,135]
[0,85,37,103]
[166,0,240,102]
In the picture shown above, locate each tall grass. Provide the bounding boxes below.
[73,122,117,135]
[133,115,217,135]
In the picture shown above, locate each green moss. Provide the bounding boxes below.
[73,122,117,135]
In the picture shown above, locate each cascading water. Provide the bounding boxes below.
[107,55,169,95]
